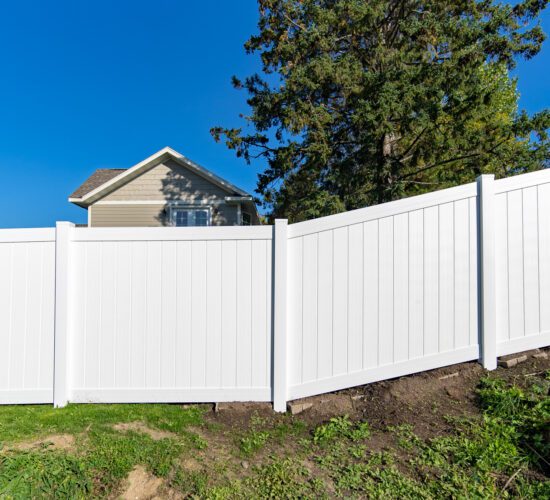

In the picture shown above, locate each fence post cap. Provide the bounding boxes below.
[476,174,495,182]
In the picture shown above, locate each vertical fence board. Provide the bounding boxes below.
[206,241,222,387]
[454,199,470,349]
[236,240,252,387]
[145,241,162,387]
[393,213,409,363]
[522,186,540,336]
[363,221,379,368]
[302,234,318,382]
[468,197,479,347]
[161,241,177,387]
[507,190,525,339]
[190,241,207,387]
[333,226,349,373]
[348,224,364,372]
[130,242,147,387]
[220,240,237,387]
[251,240,268,387]
[288,237,303,386]
[539,183,550,333]
[424,207,439,355]
[439,203,454,352]
[317,230,333,379]
[408,210,424,359]
[378,217,394,365]
[495,194,510,343]
[175,241,192,387]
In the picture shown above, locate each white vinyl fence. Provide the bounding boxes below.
[0,171,549,410]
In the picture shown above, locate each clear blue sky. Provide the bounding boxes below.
[0,1,548,228]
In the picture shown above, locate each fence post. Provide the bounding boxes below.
[53,221,74,407]
[273,219,288,412]
[477,175,497,370]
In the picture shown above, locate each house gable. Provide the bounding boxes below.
[69,147,250,206]
[99,159,235,202]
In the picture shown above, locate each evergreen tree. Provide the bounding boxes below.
[212,0,549,222]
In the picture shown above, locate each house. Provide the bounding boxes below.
[69,147,261,227]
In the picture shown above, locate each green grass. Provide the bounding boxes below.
[0,373,548,498]
[0,403,204,443]
[308,372,550,499]
[0,404,204,498]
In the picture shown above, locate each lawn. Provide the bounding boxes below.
[0,354,548,498]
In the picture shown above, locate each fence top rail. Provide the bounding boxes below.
[0,227,56,243]
[288,181,477,239]
[72,225,273,242]
[494,168,550,194]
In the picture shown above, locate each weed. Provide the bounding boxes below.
[478,376,550,470]
[239,430,270,456]
[171,466,210,497]
[244,458,327,498]
[0,451,92,499]
[388,423,422,450]
[313,415,370,444]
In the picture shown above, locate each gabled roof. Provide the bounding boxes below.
[69,169,126,198]
[69,147,252,207]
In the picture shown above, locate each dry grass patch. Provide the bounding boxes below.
[113,422,177,441]
[6,433,76,452]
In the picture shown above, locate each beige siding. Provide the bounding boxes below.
[89,159,256,227]
[91,204,167,227]
[100,159,229,202]
[90,204,240,227]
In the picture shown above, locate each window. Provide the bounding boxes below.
[170,207,210,227]
[241,212,251,226]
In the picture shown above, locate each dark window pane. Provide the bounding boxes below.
[195,210,208,226]
[174,210,189,227]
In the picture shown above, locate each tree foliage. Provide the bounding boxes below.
[212,0,550,221]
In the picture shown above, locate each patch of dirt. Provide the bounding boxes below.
[200,348,549,440]
[162,348,548,494]
[121,466,163,500]
[207,402,275,428]
[9,433,76,452]
[346,347,550,439]
[113,422,176,441]
[185,424,243,481]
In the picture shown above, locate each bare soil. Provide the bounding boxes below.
[118,348,549,496]
[113,422,177,441]
[9,433,76,452]
[121,466,164,500]
[205,347,549,438]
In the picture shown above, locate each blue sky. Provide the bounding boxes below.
[0,1,548,228]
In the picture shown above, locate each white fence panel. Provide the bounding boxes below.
[0,229,56,403]
[494,171,550,356]
[69,227,273,403]
[286,184,481,400]
[1,169,549,408]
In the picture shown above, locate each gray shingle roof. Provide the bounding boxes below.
[69,169,126,198]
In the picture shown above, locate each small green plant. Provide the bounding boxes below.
[0,451,92,499]
[244,458,326,498]
[239,430,270,456]
[477,376,550,470]
[313,416,370,444]
[171,467,209,497]
[388,423,422,450]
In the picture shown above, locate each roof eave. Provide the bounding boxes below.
[76,147,252,205]
[68,197,88,208]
